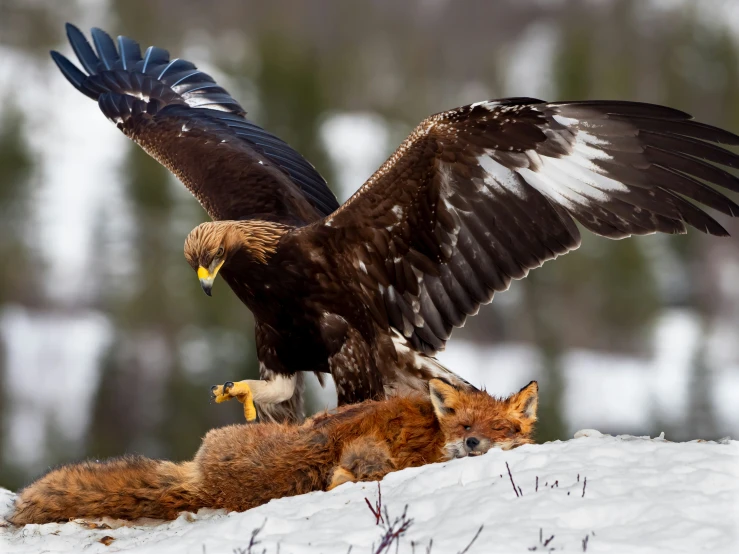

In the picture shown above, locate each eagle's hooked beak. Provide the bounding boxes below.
[197,259,224,297]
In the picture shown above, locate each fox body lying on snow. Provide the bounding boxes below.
[10,379,538,525]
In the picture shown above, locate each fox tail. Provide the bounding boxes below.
[9,455,202,525]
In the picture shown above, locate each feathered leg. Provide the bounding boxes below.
[211,372,305,423]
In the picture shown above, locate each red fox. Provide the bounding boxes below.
[9,379,538,525]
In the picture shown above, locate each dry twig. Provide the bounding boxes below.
[233,518,267,554]
[365,482,384,525]
[372,505,413,554]
[457,525,484,554]
[506,462,520,497]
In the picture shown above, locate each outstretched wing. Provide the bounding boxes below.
[321,98,739,354]
[51,24,339,223]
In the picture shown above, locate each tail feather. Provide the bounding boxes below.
[389,330,476,395]
[10,455,202,525]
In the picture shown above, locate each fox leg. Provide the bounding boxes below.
[328,437,396,490]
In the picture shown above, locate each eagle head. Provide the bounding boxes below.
[184,220,289,296]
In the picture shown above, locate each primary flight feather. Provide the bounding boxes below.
[53,24,739,422]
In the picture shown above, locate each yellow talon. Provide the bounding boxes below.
[211,381,257,422]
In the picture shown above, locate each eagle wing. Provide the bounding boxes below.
[321,98,739,354]
[51,24,339,223]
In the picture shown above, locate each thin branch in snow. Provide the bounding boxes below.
[529,529,556,551]
[411,538,434,554]
[456,525,484,554]
[577,473,580,483]
[529,527,555,552]
[233,518,267,554]
[410,538,433,554]
[582,477,587,498]
[372,505,413,554]
[365,482,384,525]
[410,539,434,554]
[582,534,589,552]
[536,476,539,492]
[506,462,520,497]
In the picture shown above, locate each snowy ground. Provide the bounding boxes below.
[1,431,737,554]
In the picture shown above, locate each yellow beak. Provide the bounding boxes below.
[198,259,224,296]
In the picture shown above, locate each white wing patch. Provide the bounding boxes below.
[478,155,527,199]
[477,116,620,211]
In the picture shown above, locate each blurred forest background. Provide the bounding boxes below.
[1,0,739,490]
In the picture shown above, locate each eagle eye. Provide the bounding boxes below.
[216,246,225,257]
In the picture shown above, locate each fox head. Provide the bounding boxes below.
[428,379,538,460]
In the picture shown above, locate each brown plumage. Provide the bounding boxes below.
[10,380,538,524]
[53,26,739,421]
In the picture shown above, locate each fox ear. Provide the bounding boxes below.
[428,379,460,419]
[510,381,538,421]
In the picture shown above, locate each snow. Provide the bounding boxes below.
[2,432,737,553]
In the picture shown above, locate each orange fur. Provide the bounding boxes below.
[10,380,537,525]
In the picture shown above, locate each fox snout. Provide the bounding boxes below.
[444,436,493,459]
[465,436,491,457]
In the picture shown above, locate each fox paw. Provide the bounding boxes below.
[210,381,257,422]
[328,467,356,490]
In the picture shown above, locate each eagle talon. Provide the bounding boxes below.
[209,380,257,422]
[210,384,230,403]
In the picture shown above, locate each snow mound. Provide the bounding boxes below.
[1,432,737,553]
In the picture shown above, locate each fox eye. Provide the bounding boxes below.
[464,426,471,431]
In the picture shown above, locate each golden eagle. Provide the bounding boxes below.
[53,24,739,422]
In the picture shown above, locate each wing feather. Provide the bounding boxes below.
[52,24,339,223]
[318,99,739,353]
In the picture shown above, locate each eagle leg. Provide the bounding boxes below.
[210,381,257,422]
[210,374,299,422]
